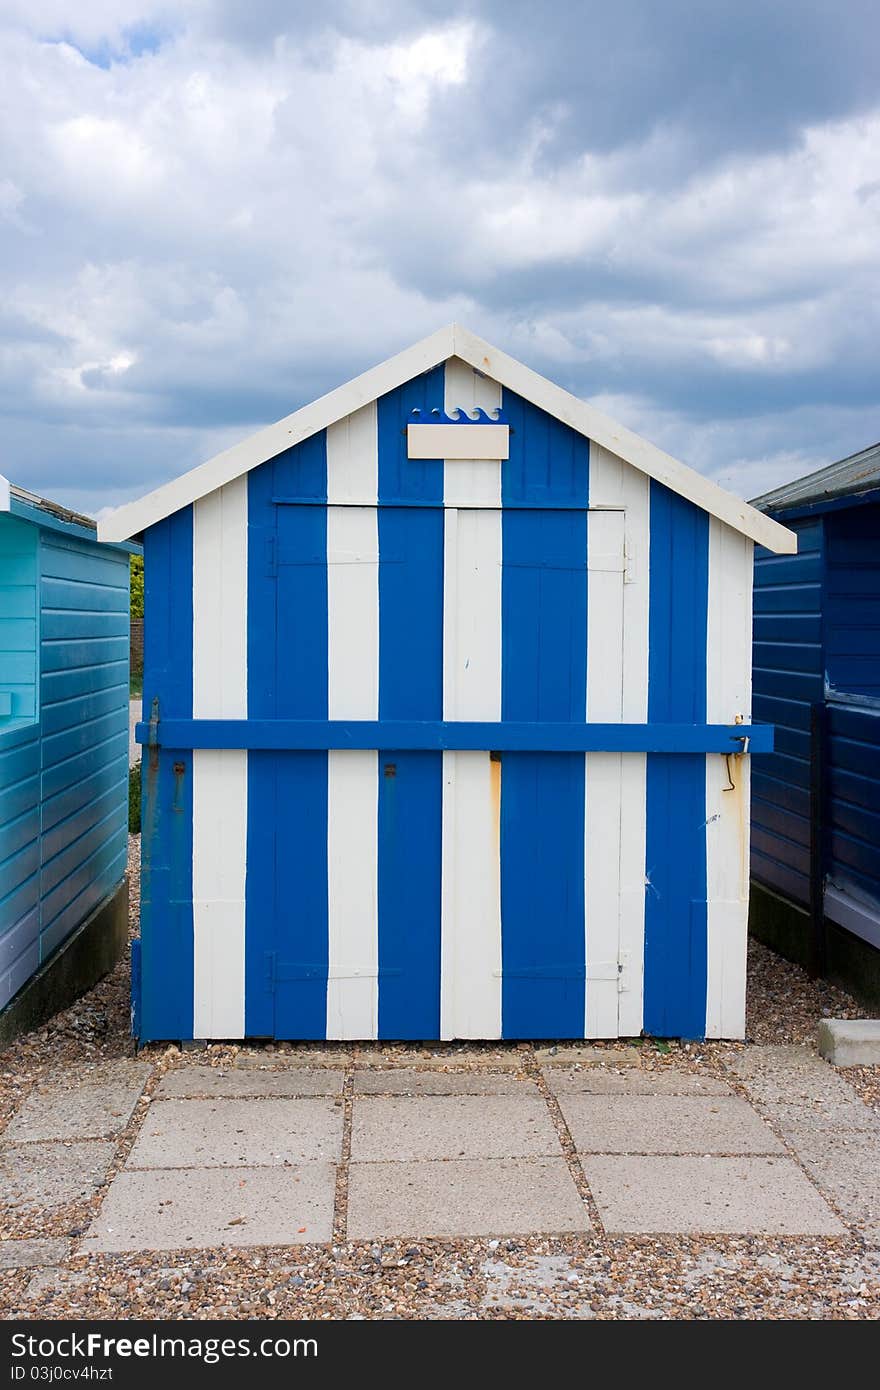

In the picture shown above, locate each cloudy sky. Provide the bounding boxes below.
[1,1,879,516]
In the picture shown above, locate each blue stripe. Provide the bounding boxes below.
[502,389,590,508]
[376,503,443,1039]
[245,458,277,1037]
[377,364,445,504]
[644,482,709,1039]
[246,437,329,1039]
[501,508,588,1038]
[140,719,770,754]
[139,508,193,1041]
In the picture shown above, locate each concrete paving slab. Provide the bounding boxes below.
[26,1269,90,1300]
[350,1095,562,1162]
[347,1158,590,1239]
[536,1045,640,1066]
[355,1048,520,1070]
[234,1048,351,1068]
[83,1165,335,1252]
[0,1141,116,1209]
[481,1255,596,1316]
[126,1098,343,1168]
[779,1132,880,1242]
[818,1018,880,1067]
[559,1094,784,1154]
[157,1067,344,1098]
[727,1046,859,1107]
[5,1063,151,1141]
[0,1238,70,1269]
[545,1068,732,1097]
[353,1070,533,1095]
[770,1099,880,1142]
[582,1155,845,1234]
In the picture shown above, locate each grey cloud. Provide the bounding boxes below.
[0,1,878,517]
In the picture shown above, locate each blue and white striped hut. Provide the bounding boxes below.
[100,326,795,1044]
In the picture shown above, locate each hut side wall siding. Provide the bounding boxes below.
[751,516,824,907]
[0,521,130,1010]
[38,531,130,962]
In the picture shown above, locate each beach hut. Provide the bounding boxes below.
[0,476,135,1040]
[100,326,794,1043]
[751,443,880,1006]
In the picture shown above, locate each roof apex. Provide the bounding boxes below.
[99,325,796,553]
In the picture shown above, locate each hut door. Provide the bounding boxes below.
[265,501,628,1040]
[440,507,629,1040]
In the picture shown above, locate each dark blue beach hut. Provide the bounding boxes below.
[751,443,880,1005]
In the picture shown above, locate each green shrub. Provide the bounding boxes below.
[130,554,144,618]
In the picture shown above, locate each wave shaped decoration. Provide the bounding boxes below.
[408,406,508,424]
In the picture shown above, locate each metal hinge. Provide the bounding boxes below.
[624,539,637,584]
[586,952,631,992]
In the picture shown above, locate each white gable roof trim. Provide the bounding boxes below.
[98,324,796,553]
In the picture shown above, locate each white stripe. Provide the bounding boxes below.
[327,401,377,504]
[191,477,248,1039]
[326,410,379,1039]
[585,445,649,1039]
[327,749,378,1039]
[440,505,503,1039]
[705,517,752,1039]
[327,507,379,719]
[443,358,502,507]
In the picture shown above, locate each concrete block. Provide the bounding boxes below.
[347,1158,590,1239]
[126,1098,343,1168]
[157,1067,344,1098]
[818,1018,880,1068]
[6,1063,151,1141]
[83,1165,336,1252]
[559,1094,784,1155]
[582,1154,845,1235]
[350,1095,562,1162]
[545,1068,731,1097]
[353,1069,533,1096]
[0,1141,115,1209]
[0,1239,70,1269]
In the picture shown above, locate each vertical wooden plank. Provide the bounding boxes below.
[645,483,709,1039]
[585,482,625,1038]
[375,371,444,1039]
[140,509,193,1042]
[500,509,587,1037]
[705,518,752,1039]
[441,505,503,1039]
[443,357,502,508]
[585,444,649,1038]
[326,407,379,1039]
[192,476,248,1039]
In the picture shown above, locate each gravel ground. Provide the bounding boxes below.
[1,834,878,1320]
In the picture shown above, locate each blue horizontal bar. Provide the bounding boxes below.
[137,719,773,754]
